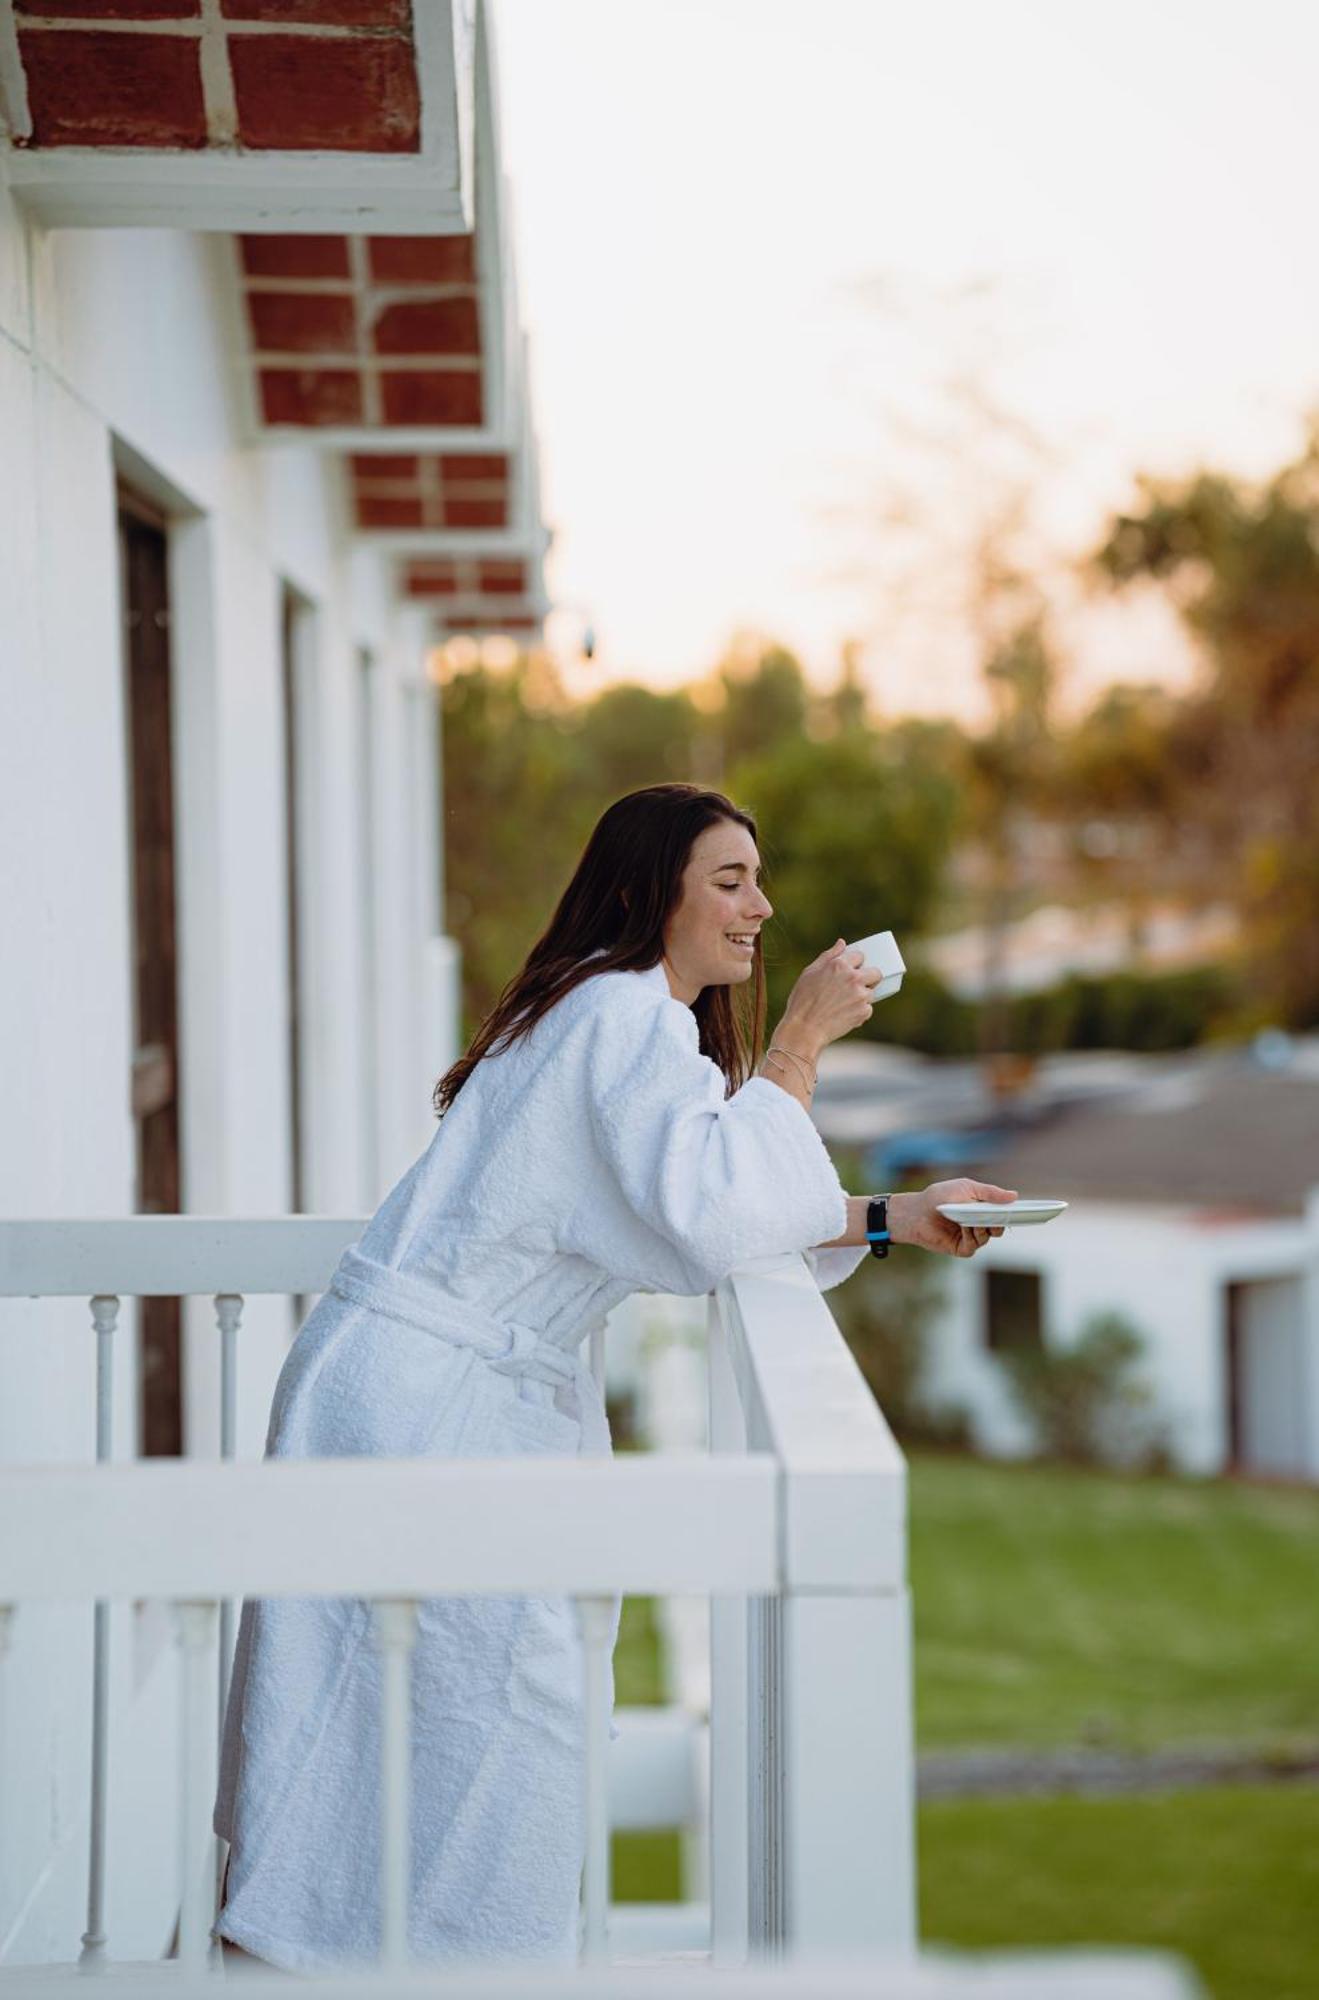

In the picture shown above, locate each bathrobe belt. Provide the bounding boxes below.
[328,1245,611,1458]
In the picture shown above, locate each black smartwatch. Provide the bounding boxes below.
[866,1195,892,1260]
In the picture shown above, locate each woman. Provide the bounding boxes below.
[212,783,1013,1972]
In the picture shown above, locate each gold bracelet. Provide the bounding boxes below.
[762,1051,806,1090]
[764,1043,817,1089]
[768,1044,817,1087]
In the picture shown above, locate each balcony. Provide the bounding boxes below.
[0,1220,1198,1997]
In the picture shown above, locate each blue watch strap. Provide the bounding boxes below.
[866,1195,891,1259]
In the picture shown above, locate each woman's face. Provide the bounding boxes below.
[661,820,773,1004]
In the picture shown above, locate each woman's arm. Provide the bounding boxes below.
[814,1178,1018,1258]
[757,1021,1018,1261]
[758,954,892,1111]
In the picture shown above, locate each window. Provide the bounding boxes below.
[984,1269,1043,1357]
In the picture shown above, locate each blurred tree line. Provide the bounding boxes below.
[438,422,1319,1053]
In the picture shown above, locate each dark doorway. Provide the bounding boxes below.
[118,486,183,1458]
[1224,1281,1244,1468]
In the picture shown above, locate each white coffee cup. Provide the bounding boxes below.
[845,928,906,1000]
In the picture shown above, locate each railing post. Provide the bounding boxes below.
[79,1293,118,1967]
[707,1289,750,1964]
[575,1594,615,1962]
[173,1599,219,1967]
[781,1585,916,1956]
[373,1599,418,1969]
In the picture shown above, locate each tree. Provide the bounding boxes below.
[439,654,595,1033]
[575,681,704,796]
[686,635,812,784]
[1093,421,1319,1026]
[965,608,1063,1051]
[727,728,961,1027]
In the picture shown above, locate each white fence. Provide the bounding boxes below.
[0,1220,915,1981]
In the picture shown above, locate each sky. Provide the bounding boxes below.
[493,0,1319,723]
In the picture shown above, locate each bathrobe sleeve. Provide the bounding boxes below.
[802,1242,872,1291]
[575,978,863,1297]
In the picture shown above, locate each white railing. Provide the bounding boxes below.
[1,1218,912,1978]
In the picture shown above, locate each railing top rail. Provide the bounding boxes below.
[722,1259,905,1483]
[718,1258,907,1592]
[0,1220,908,1591]
[0,1216,365,1297]
[0,1456,779,1602]
[90,1949,1203,1996]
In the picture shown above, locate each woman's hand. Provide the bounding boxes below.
[888,1178,1018,1257]
[776,939,882,1059]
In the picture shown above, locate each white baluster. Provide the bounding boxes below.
[216,1292,242,1466]
[0,1603,12,1731]
[707,1290,750,1964]
[0,1604,11,1874]
[373,1599,417,1968]
[213,1292,243,1935]
[79,1293,118,1967]
[173,1599,219,1967]
[575,1594,614,1962]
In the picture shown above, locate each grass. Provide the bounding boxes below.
[611,1594,682,1900]
[907,1450,1319,1752]
[920,1785,1319,2000]
[610,1455,1319,1989]
[612,1592,668,1708]
[912,1452,1319,1999]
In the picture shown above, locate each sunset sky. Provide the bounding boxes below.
[495,0,1319,722]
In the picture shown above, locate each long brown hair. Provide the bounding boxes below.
[433,784,769,1116]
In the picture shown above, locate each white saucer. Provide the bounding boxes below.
[936,1199,1068,1228]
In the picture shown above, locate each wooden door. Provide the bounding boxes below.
[118,488,183,1458]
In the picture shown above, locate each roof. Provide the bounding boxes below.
[815,1038,1319,1217]
[969,1062,1319,1215]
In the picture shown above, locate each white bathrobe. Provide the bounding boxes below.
[212,957,868,1972]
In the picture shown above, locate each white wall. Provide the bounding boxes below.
[920,1197,1319,1479]
[0,184,456,1963]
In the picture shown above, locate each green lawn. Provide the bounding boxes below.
[611,1595,682,1899]
[613,1592,668,1707]
[611,1456,1319,1996]
[908,1450,1319,1752]
[921,1785,1319,2000]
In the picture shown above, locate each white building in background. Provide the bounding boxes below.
[0,0,547,1960]
[815,1039,1319,1480]
[923,1189,1319,1478]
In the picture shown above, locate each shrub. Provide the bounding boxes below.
[999,1309,1169,1468]
[824,1151,972,1446]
